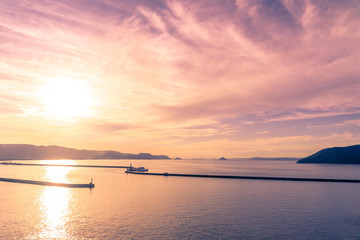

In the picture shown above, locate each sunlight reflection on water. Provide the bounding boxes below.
[37,187,72,239]
[27,161,74,239]
[42,160,75,183]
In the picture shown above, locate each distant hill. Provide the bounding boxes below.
[93,151,170,159]
[251,157,300,161]
[297,145,360,164]
[0,144,170,160]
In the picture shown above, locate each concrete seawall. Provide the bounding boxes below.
[0,177,95,188]
[1,162,128,168]
[126,172,360,183]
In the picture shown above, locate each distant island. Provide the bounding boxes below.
[174,157,182,160]
[0,144,170,160]
[297,145,360,164]
[219,157,227,160]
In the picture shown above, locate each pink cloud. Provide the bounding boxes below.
[0,0,359,157]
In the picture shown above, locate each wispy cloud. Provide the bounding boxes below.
[0,0,359,157]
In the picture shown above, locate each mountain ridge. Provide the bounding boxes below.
[297,144,360,164]
[0,144,170,160]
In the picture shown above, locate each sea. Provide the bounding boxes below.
[0,159,360,240]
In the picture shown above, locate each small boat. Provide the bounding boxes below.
[125,164,149,173]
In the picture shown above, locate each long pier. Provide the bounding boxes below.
[126,171,360,183]
[1,162,129,168]
[0,177,94,188]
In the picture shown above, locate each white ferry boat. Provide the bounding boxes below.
[125,164,149,173]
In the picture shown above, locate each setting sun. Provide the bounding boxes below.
[37,77,95,122]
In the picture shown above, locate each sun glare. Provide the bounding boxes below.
[37,77,95,122]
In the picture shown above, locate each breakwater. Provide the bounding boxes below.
[126,172,360,183]
[0,177,94,188]
[1,162,128,168]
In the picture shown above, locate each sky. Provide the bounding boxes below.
[1,0,360,158]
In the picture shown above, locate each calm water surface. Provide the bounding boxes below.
[0,159,360,239]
